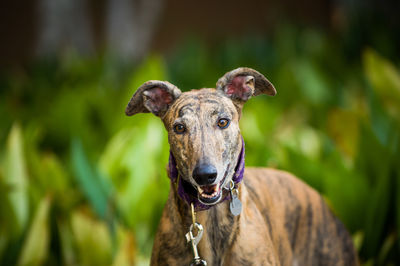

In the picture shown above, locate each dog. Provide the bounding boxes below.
[125,68,359,265]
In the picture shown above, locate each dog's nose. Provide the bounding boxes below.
[193,164,217,185]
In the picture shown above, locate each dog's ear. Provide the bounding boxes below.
[216,67,276,102]
[125,80,182,117]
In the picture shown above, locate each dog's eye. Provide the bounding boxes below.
[173,124,186,134]
[217,118,230,129]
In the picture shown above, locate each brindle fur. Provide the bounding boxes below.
[126,68,359,266]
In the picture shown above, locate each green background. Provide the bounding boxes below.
[1,27,400,265]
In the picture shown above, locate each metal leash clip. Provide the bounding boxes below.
[185,203,207,266]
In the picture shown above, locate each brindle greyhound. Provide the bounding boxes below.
[125,68,359,266]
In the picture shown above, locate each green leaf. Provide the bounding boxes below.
[57,220,77,266]
[111,227,136,266]
[363,48,400,118]
[38,154,73,208]
[357,124,392,258]
[0,172,14,258]
[17,196,51,266]
[71,209,112,265]
[71,139,111,219]
[396,142,400,256]
[4,123,29,235]
[377,232,396,265]
[327,108,360,160]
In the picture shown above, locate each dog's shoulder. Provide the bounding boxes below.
[242,167,326,227]
[243,167,320,202]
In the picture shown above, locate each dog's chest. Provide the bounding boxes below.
[193,204,237,265]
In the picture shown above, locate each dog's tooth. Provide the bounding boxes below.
[198,183,224,200]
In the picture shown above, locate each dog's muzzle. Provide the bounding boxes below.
[192,163,222,205]
[168,136,245,211]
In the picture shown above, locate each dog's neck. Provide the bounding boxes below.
[170,182,242,264]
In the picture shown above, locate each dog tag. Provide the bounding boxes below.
[229,189,242,216]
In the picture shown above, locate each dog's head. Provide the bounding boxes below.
[126,67,276,205]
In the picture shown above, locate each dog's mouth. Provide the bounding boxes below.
[197,182,223,205]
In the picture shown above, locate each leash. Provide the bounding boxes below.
[168,137,245,265]
[185,203,207,266]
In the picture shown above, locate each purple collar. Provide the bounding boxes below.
[167,137,245,211]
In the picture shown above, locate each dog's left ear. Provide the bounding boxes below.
[216,67,276,102]
[125,80,182,117]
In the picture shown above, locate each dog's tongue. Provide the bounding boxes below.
[203,184,217,193]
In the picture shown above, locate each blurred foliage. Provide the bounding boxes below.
[0,27,400,265]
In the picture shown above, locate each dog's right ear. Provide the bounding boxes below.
[125,80,182,117]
